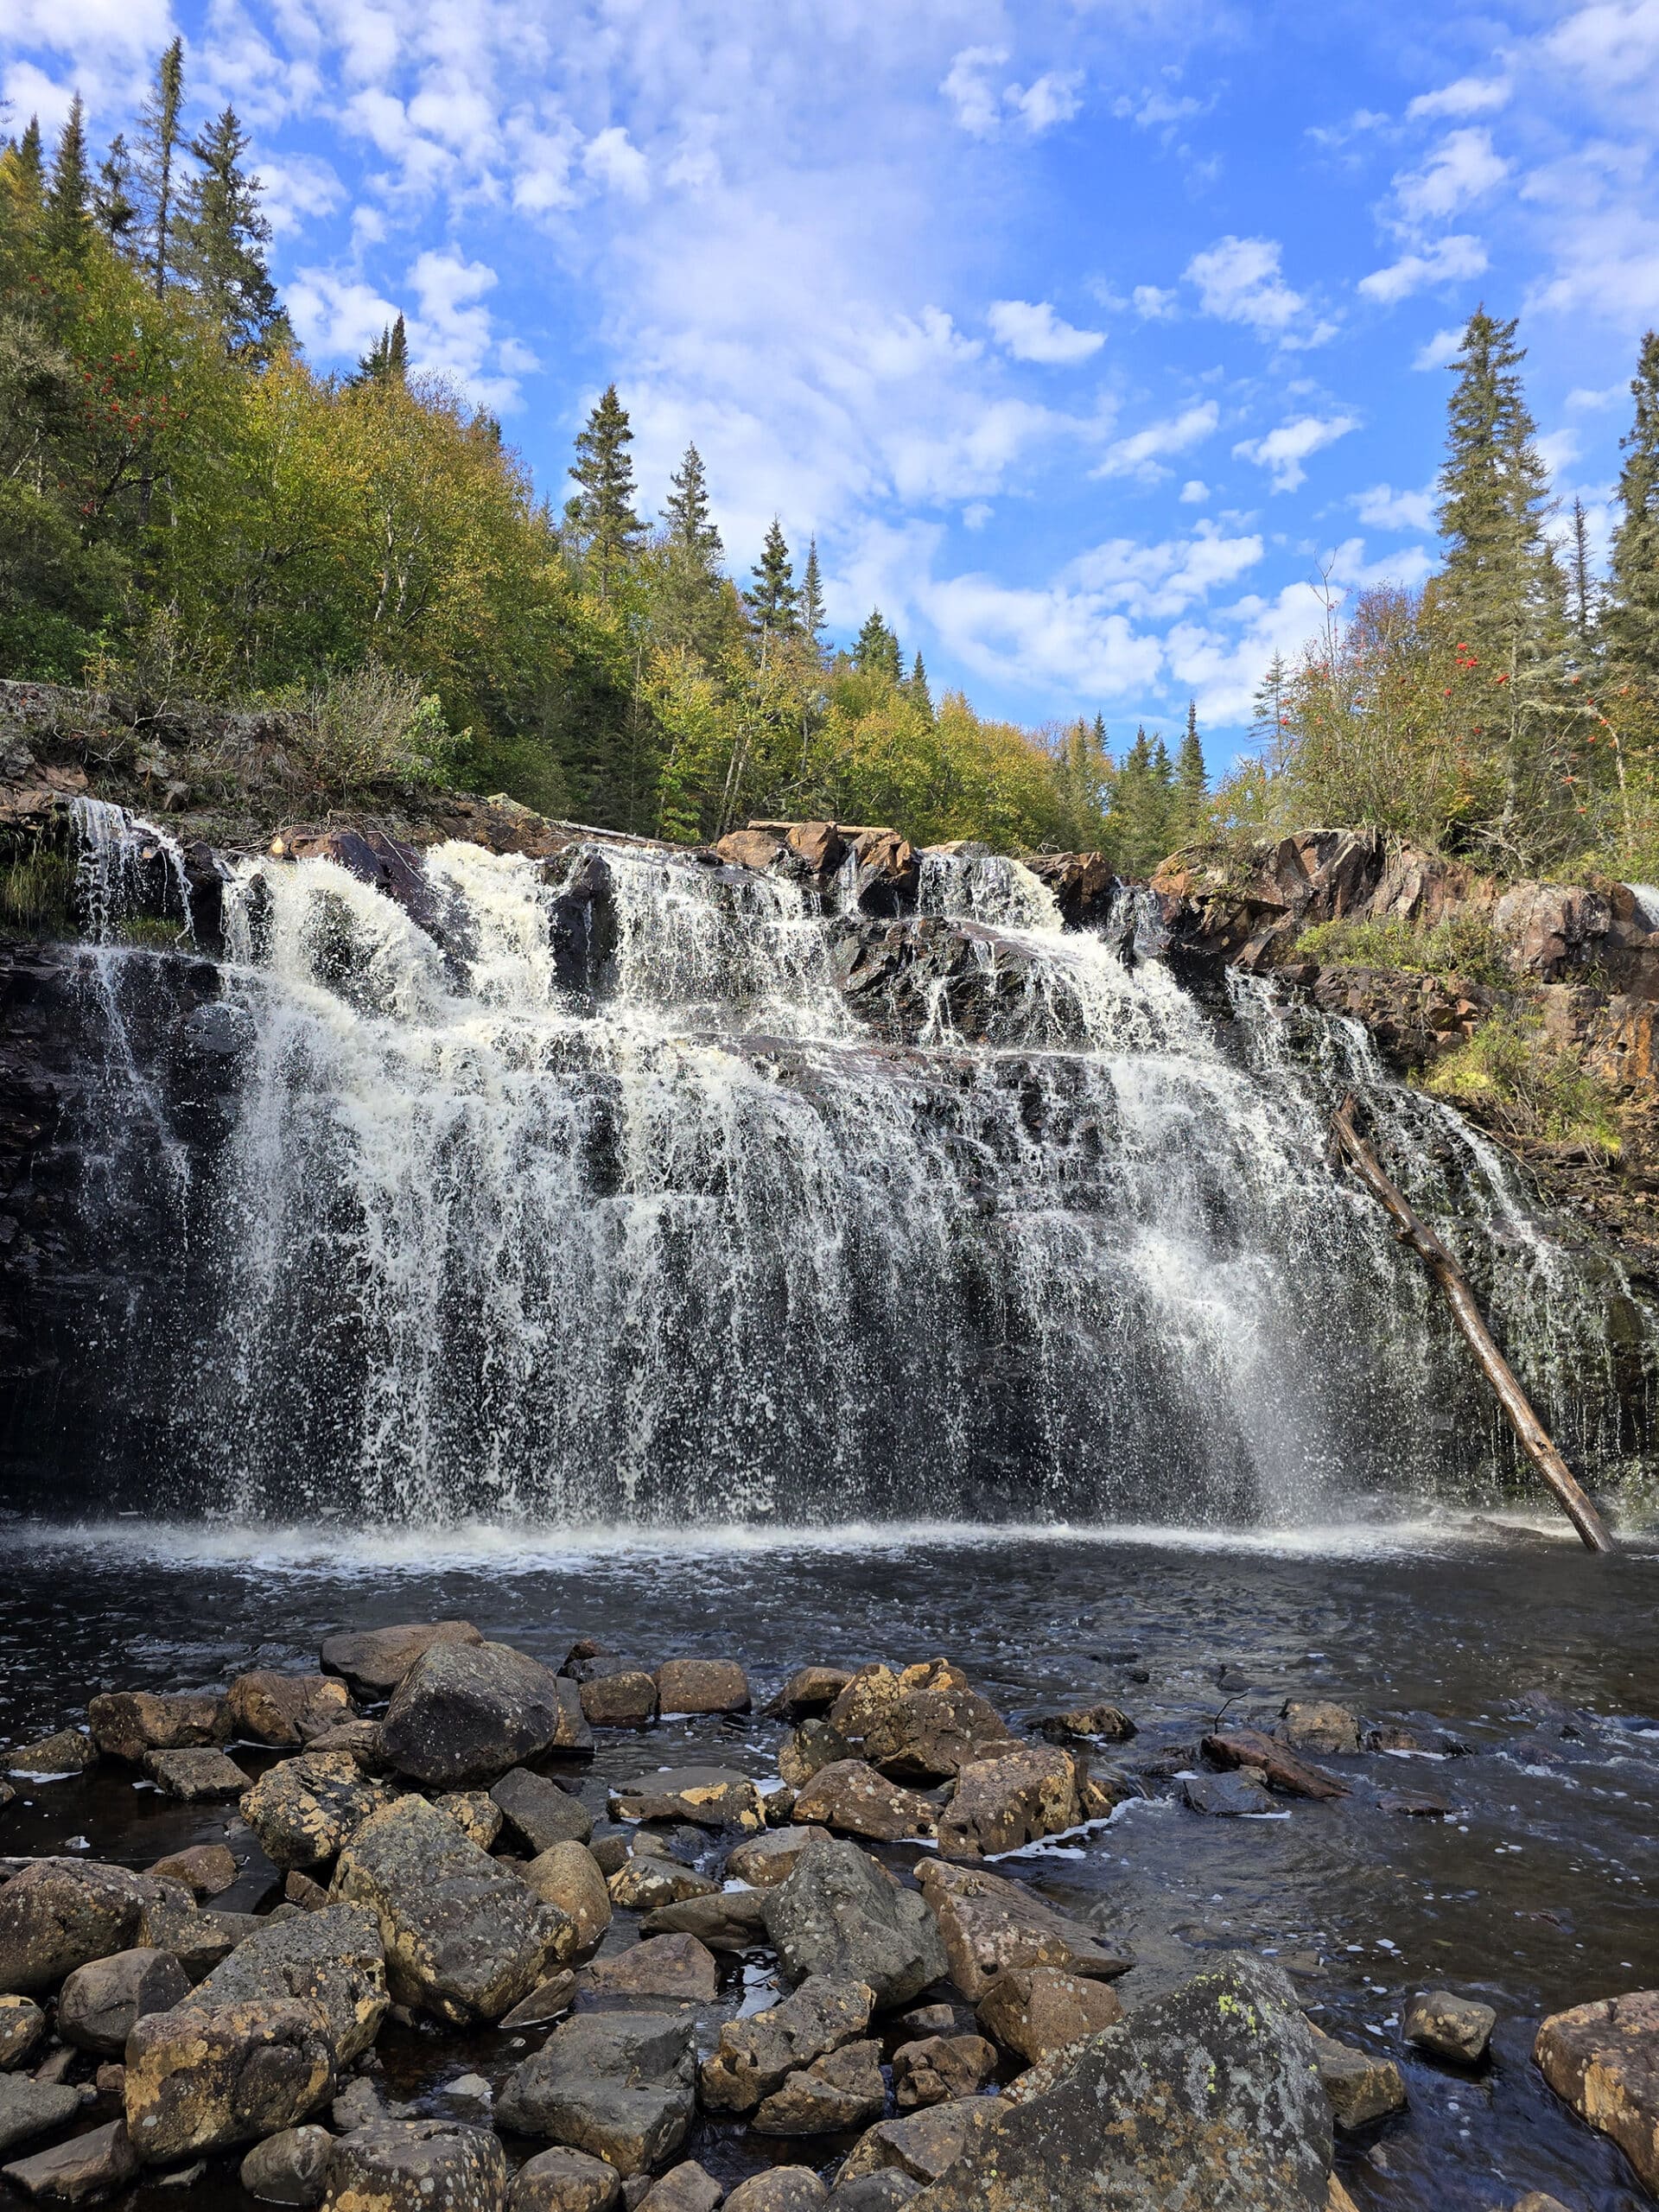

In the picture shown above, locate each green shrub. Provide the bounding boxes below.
[293,661,461,795]
[1299,911,1510,988]
[0,845,73,933]
[1427,1012,1622,1152]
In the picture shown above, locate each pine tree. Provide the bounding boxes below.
[93,134,139,248]
[1567,496,1598,651]
[567,384,643,602]
[747,518,798,633]
[855,608,902,683]
[1250,653,1289,758]
[14,117,45,194]
[178,106,287,359]
[663,443,721,564]
[353,315,410,388]
[799,537,826,657]
[1109,727,1178,875]
[135,36,187,297]
[1173,699,1208,841]
[1608,329,1659,686]
[42,99,92,260]
[908,651,933,715]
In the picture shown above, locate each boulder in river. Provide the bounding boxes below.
[1403,1988,1496,2065]
[583,1932,717,2007]
[723,2171,826,2212]
[1032,1705,1137,1745]
[331,1795,569,2024]
[936,1744,1080,1859]
[753,2040,887,2135]
[639,1888,769,1952]
[1181,1771,1276,1818]
[124,1998,335,2161]
[1202,1728,1347,1802]
[239,2123,334,2206]
[654,1660,751,1716]
[58,1946,190,2054]
[496,2010,697,2176]
[143,1746,250,1801]
[1308,2024,1408,2132]
[975,1963,1123,2062]
[856,1666,1014,1783]
[635,2161,722,2212]
[0,2079,82,2157]
[790,1761,939,1844]
[0,1860,156,1993]
[524,1845,610,1955]
[1534,1986,1659,2193]
[438,1791,505,1852]
[700,1978,875,2112]
[914,1860,1130,2002]
[908,1955,1330,2210]
[0,1996,45,2069]
[383,1642,589,1788]
[890,2034,995,2108]
[578,1675,658,1729]
[5,1730,98,1778]
[763,1838,946,2012]
[608,1768,767,1832]
[836,2101,999,2190]
[319,1623,483,1701]
[1280,1701,1362,1757]
[147,1845,238,1900]
[725,1828,831,1889]
[766,1669,855,1722]
[227,1674,355,1749]
[322,2120,507,2212]
[491,1770,596,1853]
[1,2118,138,2202]
[239,1752,394,1871]
[779,1723,855,1790]
[507,2145,620,2212]
[607,1859,717,1911]
[87,1692,230,1764]
[186,1903,389,2065]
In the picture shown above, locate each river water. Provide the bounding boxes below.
[3,1517,1656,2209]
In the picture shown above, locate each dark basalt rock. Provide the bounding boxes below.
[762,1838,946,2012]
[383,1642,589,1788]
[495,2011,697,2177]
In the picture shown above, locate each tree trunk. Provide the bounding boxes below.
[1329,1094,1616,1554]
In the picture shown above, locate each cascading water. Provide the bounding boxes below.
[41,804,1656,1528]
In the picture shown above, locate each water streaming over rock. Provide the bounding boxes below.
[40,804,1656,1527]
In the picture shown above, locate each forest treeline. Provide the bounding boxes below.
[1231,312,1659,881]
[0,49,1214,862]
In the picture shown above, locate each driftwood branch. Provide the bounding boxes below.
[1329,1093,1616,1555]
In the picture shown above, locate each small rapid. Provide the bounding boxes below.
[40,807,1657,1530]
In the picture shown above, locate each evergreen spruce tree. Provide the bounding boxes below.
[353,315,410,388]
[93,134,139,248]
[747,518,798,632]
[1608,329,1659,686]
[135,36,187,297]
[1567,495,1598,651]
[854,608,902,683]
[178,106,288,359]
[567,383,643,602]
[799,537,827,657]
[14,118,45,194]
[42,99,92,260]
[1109,727,1178,875]
[908,651,933,715]
[1173,699,1208,840]
[663,443,722,564]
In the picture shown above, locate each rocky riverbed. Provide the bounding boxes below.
[3,1529,1658,2211]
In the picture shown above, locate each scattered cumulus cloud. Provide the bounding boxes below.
[1412,324,1466,371]
[582,125,648,200]
[942,48,1079,139]
[1185,235,1332,345]
[1095,401,1220,480]
[1357,233,1487,304]
[1179,479,1210,503]
[1133,284,1179,320]
[1405,76,1511,120]
[1233,412,1358,491]
[1354,480,1437,531]
[988,299,1105,364]
[1391,128,1510,227]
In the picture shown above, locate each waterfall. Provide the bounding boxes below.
[39,810,1656,1528]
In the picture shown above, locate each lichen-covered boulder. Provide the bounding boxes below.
[88,1691,230,1764]
[240,1753,395,1872]
[763,1839,946,2012]
[495,2011,697,2177]
[490,1770,595,1854]
[241,2124,334,2206]
[330,1795,568,2024]
[186,1904,388,2064]
[608,1767,766,1832]
[753,2041,887,2135]
[143,1745,251,1801]
[322,2120,506,2212]
[701,1978,874,2112]
[907,1955,1330,2211]
[0,1996,45,2071]
[916,1861,1130,2002]
[837,2100,999,2189]
[936,1745,1080,1859]
[654,1660,751,1716]
[791,1762,939,1845]
[228,1673,355,1749]
[58,1947,190,2055]
[0,1860,156,1995]
[0,2078,82,2157]
[1535,1986,1659,2194]
[383,1643,588,1788]
[1307,2024,1407,2132]
[891,2034,995,2108]
[1,2117,138,2202]
[506,2145,621,2212]
[1404,1989,1495,2065]
[124,1999,335,2163]
[975,1965,1122,2063]
[523,1846,609,1956]
[6,1730,98,1777]
[584,1933,717,2006]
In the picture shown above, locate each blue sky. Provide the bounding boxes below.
[5,2,1658,767]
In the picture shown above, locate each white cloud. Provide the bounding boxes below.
[286,270,404,364]
[1354,480,1436,531]
[962,502,993,531]
[988,299,1104,365]
[1116,88,1205,128]
[941,47,1079,138]
[1357,233,1488,305]
[1406,76,1511,120]
[1567,380,1628,410]
[1547,1,1659,93]
[1179,479,1210,504]
[1132,284,1179,321]
[582,124,648,200]
[1233,413,1358,492]
[1007,71,1082,134]
[1185,235,1329,344]
[1412,324,1465,371]
[1095,401,1219,479]
[1391,128,1510,226]
[940,46,1008,138]
[259,154,346,238]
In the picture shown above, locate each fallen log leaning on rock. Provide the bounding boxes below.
[1329,1093,1616,1555]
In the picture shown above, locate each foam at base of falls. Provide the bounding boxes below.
[54,808,1657,1530]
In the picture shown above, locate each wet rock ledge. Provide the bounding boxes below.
[0,1630,1641,2211]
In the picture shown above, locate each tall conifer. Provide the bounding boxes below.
[799,537,826,655]
[747,519,798,632]
[1174,700,1207,839]
[663,443,721,563]
[1609,330,1659,687]
[855,609,902,683]
[179,107,287,359]
[93,134,139,247]
[43,99,92,260]
[568,384,642,601]
[136,37,187,296]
